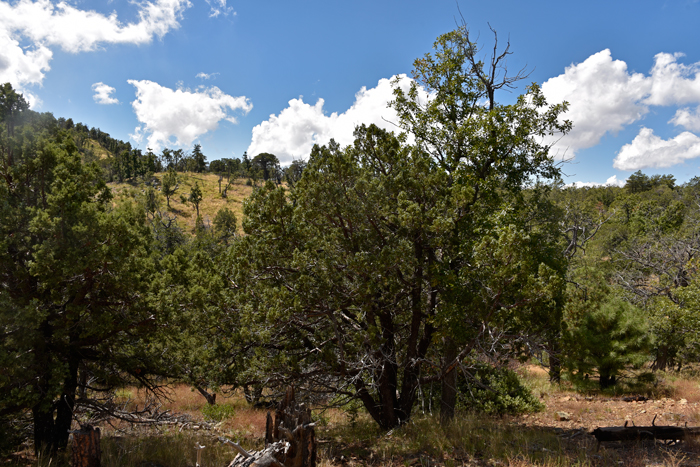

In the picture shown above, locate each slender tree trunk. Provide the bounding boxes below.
[33,402,55,455]
[353,379,384,429]
[653,345,671,371]
[32,325,82,455]
[547,338,561,383]
[195,385,217,405]
[599,372,616,389]
[54,353,80,451]
[377,308,399,428]
[440,338,458,424]
[78,362,89,400]
[33,322,55,454]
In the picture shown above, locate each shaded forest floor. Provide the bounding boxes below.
[5,366,700,466]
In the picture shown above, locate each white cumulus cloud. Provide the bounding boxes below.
[542,49,700,171]
[541,49,651,157]
[645,52,700,106]
[128,80,252,150]
[670,105,700,132]
[567,175,626,188]
[92,82,118,105]
[247,74,418,164]
[605,175,627,187]
[613,127,700,170]
[0,0,191,100]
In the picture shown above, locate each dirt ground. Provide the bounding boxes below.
[104,377,700,466]
[498,367,700,467]
[523,365,700,431]
[6,375,700,467]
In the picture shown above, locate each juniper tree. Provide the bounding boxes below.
[0,85,162,453]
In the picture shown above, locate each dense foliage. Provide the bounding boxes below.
[212,25,570,430]
[0,86,167,453]
[3,24,700,459]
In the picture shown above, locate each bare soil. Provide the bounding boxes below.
[6,377,700,466]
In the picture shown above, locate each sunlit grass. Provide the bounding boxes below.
[319,411,604,466]
[108,172,255,234]
[101,432,234,467]
[7,369,700,466]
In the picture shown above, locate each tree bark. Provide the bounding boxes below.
[599,373,616,389]
[71,425,101,467]
[55,353,80,450]
[33,402,55,455]
[547,339,561,384]
[32,336,81,454]
[195,385,217,405]
[238,387,316,467]
[440,339,458,424]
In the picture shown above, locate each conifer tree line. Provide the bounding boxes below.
[2,25,700,457]
[55,115,296,185]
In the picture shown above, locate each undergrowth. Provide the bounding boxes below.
[201,402,236,422]
[5,369,700,466]
[100,433,233,467]
[319,411,615,466]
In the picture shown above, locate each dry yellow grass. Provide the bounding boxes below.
[9,371,700,467]
[108,172,257,234]
[167,172,251,233]
[85,139,111,159]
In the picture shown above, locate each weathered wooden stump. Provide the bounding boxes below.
[224,387,316,467]
[71,425,101,467]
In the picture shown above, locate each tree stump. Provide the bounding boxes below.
[71,425,101,467]
[266,387,315,467]
[225,386,316,467]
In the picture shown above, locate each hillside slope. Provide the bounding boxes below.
[109,172,255,233]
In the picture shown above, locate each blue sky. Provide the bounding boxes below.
[2,0,700,186]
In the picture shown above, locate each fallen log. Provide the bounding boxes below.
[220,437,285,467]
[592,418,700,443]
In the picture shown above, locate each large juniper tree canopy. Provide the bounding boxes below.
[222,25,570,429]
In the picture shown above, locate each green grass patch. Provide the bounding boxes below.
[201,403,236,422]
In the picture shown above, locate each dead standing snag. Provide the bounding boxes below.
[224,387,316,467]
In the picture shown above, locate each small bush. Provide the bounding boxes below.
[457,364,544,415]
[201,403,236,422]
[114,388,133,400]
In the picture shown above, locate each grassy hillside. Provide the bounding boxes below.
[108,172,255,234]
[85,139,112,159]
